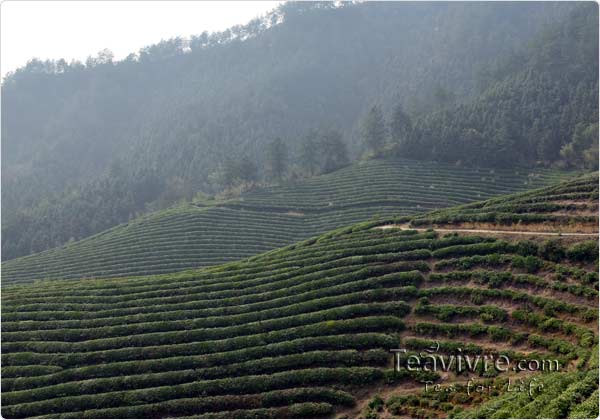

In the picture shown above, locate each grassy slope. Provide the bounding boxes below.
[1,158,573,285]
[1,174,597,418]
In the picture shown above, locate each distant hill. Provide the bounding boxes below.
[0,159,572,285]
[2,174,597,418]
[3,2,587,260]
[400,3,598,168]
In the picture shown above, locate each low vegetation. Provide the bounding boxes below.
[384,172,598,232]
[2,174,597,418]
[1,159,571,285]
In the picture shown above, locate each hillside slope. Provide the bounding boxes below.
[3,2,582,260]
[4,2,573,184]
[0,159,573,285]
[1,174,598,418]
[400,3,598,168]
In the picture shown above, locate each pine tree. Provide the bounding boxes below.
[266,138,288,181]
[238,156,258,183]
[300,130,319,176]
[220,158,239,188]
[320,129,349,173]
[390,103,412,147]
[361,105,387,153]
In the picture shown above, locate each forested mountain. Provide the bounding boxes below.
[399,3,599,168]
[2,2,595,260]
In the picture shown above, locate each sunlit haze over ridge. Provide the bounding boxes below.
[1,1,282,77]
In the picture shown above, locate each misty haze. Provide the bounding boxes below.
[1,2,598,419]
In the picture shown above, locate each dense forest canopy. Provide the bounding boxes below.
[2,1,597,260]
[396,3,599,168]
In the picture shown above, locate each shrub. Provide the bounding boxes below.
[513,240,539,256]
[539,240,566,262]
[368,395,384,411]
[566,241,599,262]
[511,255,542,273]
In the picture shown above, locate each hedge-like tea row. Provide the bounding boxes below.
[2,334,396,392]
[1,367,384,418]
[47,388,352,419]
[2,350,390,406]
[428,270,598,300]
[457,369,599,419]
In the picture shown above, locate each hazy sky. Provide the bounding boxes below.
[1,1,282,76]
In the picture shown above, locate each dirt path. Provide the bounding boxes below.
[375,224,598,237]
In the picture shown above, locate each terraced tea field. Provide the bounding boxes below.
[456,368,599,418]
[2,174,597,418]
[400,172,599,233]
[1,159,572,285]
